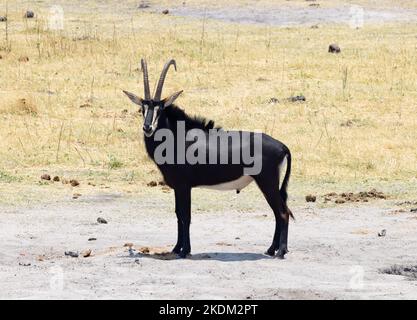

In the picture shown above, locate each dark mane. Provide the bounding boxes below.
[165,104,221,132]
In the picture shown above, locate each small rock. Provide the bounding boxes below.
[24,11,35,18]
[162,9,169,15]
[310,24,319,29]
[158,180,166,186]
[161,186,171,193]
[88,237,97,241]
[65,251,79,258]
[72,193,82,199]
[268,97,279,104]
[288,95,306,102]
[378,229,387,237]
[411,208,417,213]
[328,43,341,53]
[19,262,31,266]
[124,243,134,247]
[306,194,316,202]
[70,179,80,187]
[41,174,51,181]
[138,2,150,9]
[335,198,345,204]
[147,181,157,187]
[52,176,60,182]
[0,16,7,22]
[97,217,107,224]
[81,249,92,258]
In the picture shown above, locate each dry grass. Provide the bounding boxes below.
[0,0,416,205]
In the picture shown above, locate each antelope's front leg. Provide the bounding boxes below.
[174,187,192,258]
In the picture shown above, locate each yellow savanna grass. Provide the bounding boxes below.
[0,0,416,204]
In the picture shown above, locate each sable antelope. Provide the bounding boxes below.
[123,59,293,258]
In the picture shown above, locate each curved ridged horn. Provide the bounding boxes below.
[141,59,151,100]
[154,59,177,101]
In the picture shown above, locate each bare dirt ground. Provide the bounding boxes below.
[1,195,416,299]
[168,5,417,26]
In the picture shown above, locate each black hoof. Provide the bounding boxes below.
[178,248,191,259]
[276,248,289,259]
[172,245,182,254]
[265,247,276,256]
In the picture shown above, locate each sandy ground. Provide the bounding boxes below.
[168,5,417,26]
[1,194,416,299]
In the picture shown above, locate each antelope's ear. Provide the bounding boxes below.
[123,90,143,107]
[163,90,183,108]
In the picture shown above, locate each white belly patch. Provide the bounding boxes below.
[198,176,254,191]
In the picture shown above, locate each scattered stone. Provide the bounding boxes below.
[161,186,171,193]
[158,180,166,186]
[138,2,150,9]
[268,97,279,104]
[124,243,134,248]
[41,174,51,181]
[19,262,31,266]
[216,242,233,247]
[81,249,92,258]
[411,208,417,213]
[310,24,319,29]
[65,251,79,258]
[97,217,107,224]
[24,11,35,18]
[53,176,60,182]
[288,95,306,102]
[306,194,317,202]
[162,9,169,15]
[0,16,7,22]
[70,179,80,187]
[72,193,82,199]
[328,43,341,53]
[256,77,269,82]
[147,181,157,187]
[309,3,320,7]
[79,103,92,109]
[378,229,386,237]
[335,199,345,204]
[88,237,97,241]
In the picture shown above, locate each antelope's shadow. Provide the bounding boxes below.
[128,249,271,262]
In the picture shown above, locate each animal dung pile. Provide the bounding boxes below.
[324,189,387,204]
[147,180,157,187]
[380,265,417,280]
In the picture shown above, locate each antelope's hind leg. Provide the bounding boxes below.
[255,176,290,259]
